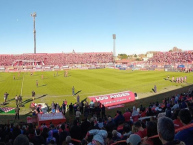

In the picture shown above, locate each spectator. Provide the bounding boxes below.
[105,117,116,132]
[85,129,107,145]
[81,118,91,138]
[122,124,132,140]
[142,121,162,145]
[101,105,105,119]
[132,106,139,117]
[95,118,104,129]
[157,117,185,145]
[123,109,131,122]
[114,111,125,126]
[126,134,141,145]
[133,121,147,138]
[34,129,45,145]
[171,102,179,110]
[59,124,70,145]
[62,101,66,115]
[15,105,20,120]
[165,104,172,118]
[41,127,49,142]
[175,109,193,145]
[155,104,162,112]
[106,132,113,145]
[75,108,81,122]
[12,124,21,141]
[70,120,82,140]
[112,130,121,142]
[146,107,154,116]
[173,109,183,129]
[69,103,73,114]
[65,136,73,145]
[13,134,32,145]
[46,130,56,145]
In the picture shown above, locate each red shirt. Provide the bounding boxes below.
[173,119,183,129]
[135,128,147,138]
[140,111,146,117]
[123,112,131,122]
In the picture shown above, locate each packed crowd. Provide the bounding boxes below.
[0,91,193,145]
[0,52,113,66]
[148,51,193,64]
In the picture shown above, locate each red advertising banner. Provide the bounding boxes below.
[89,91,135,107]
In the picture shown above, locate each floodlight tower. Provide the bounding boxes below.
[112,34,116,62]
[31,12,37,54]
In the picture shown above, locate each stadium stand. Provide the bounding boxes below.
[0,52,113,66]
[0,90,193,145]
[148,51,193,64]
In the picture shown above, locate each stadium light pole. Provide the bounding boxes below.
[113,34,116,62]
[31,12,37,54]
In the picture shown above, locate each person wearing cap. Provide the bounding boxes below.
[126,134,141,145]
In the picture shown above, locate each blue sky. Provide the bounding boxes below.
[0,0,193,55]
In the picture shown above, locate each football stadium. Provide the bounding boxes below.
[1,1,193,145]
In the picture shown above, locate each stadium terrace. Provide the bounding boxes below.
[0,52,113,66]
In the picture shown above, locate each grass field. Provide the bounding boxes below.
[0,69,193,117]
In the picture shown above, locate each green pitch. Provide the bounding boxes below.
[0,69,192,114]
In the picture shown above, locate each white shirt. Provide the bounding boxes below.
[76,111,81,117]
[171,104,179,110]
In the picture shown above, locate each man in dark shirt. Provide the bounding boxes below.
[15,105,20,120]
[59,124,70,145]
[62,101,66,115]
[101,104,106,118]
[70,120,82,140]
[32,91,35,101]
[34,129,45,145]
[175,109,193,145]
[81,118,91,137]
[69,103,73,114]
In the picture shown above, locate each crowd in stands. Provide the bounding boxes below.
[0,52,113,66]
[148,51,193,64]
[1,91,193,145]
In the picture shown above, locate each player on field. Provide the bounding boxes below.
[41,75,44,79]
[181,77,183,83]
[18,95,22,105]
[176,77,178,83]
[72,86,75,96]
[4,92,9,103]
[36,80,38,87]
[184,76,187,82]
[167,75,169,80]
[172,76,174,82]
[65,70,68,77]
[13,75,15,80]
[32,91,35,100]
[154,85,157,93]
[15,95,18,106]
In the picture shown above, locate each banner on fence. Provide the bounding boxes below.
[89,91,135,107]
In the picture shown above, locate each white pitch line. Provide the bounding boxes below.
[21,75,25,96]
